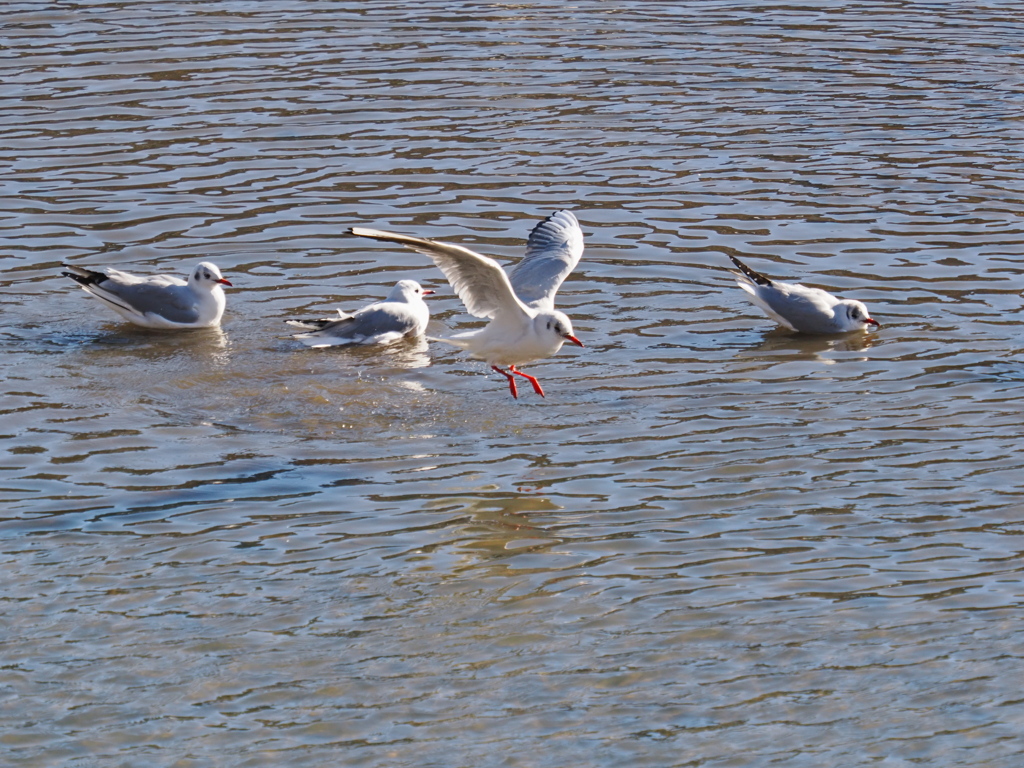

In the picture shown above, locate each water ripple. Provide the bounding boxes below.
[4,1,1024,766]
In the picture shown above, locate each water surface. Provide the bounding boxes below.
[3,2,1024,766]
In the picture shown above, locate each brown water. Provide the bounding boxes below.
[3,2,1024,766]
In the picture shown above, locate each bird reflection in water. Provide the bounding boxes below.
[735,327,878,364]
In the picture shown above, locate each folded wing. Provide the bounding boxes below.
[752,283,841,333]
[63,265,199,324]
[289,304,421,347]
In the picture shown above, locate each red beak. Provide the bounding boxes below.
[866,318,879,328]
[422,289,436,296]
[565,334,584,347]
[217,278,232,287]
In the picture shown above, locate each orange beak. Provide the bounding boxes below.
[565,334,584,347]
[217,278,232,287]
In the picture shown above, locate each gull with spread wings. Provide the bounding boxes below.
[349,210,585,398]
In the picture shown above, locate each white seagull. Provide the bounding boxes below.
[61,261,232,329]
[349,210,585,398]
[287,279,434,348]
[727,255,880,334]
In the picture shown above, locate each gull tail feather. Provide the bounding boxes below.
[427,334,473,351]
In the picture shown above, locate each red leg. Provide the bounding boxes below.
[492,365,518,398]
[509,365,544,397]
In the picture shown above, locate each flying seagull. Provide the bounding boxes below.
[349,210,585,398]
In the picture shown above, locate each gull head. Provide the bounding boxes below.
[838,300,879,332]
[190,262,232,289]
[537,309,584,350]
[387,279,434,302]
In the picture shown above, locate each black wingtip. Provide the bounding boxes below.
[285,318,333,330]
[541,209,577,226]
[61,266,107,287]
[727,255,773,286]
[528,210,579,249]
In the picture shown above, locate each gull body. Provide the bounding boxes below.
[728,255,879,334]
[288,279,433,347]
[61,261,231,329]
[349,210,585,398]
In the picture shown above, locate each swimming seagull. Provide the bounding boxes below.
[349,210,585,398]
[61,261,232,329]
[287,279,434,347]
[727,255,880,334]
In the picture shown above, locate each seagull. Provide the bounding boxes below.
[61,261,232,329]
[349,210,585,398]
[727,255,880,334]
[287,279,434,347]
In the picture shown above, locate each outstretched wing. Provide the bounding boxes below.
[509,210,584,310]
[349,227,529,321]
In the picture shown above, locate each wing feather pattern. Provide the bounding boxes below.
[63,265,199,324]
[509,210,583,309]
[349,228,529,321]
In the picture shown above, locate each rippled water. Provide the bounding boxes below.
[4,2,1024,765]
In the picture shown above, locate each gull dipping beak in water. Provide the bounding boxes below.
[61,261,232,329]
[349,210,585,399]
[727,254,880,334]
[287,279,434,347]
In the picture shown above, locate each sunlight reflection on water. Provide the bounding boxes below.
[3,1,1024,766]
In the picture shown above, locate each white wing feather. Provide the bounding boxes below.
[349,227,530,321]
[509,210,583,310]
